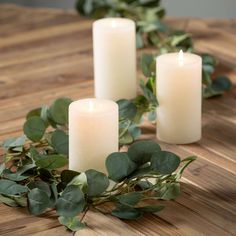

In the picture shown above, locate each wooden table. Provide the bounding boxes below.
[0,4,236,236]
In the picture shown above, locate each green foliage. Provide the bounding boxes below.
[85,169,109,197]
[56,185,85,217]
[28,188,51,215]
[51,130,69,155]
[0,179,28,195]
[150,151,181,174]
[75,0,232,99]
[128,140,161,164]
[117,192,142,206]
[201,54,233,98]
[3,164,35,181]
[0,1,233,230]
[106,152,137,182]
[112,204,143,220]
[0,99,196,231]
[35,155,68,169]
[59,216,86,231]
[49,97,72,125]
[23,117,46,142]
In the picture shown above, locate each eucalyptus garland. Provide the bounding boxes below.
[0,93,195,231]
[76,0,232,98]
[0,1,233,232]
[0,54,233,232]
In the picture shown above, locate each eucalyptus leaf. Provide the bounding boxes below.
[157,183,180,200]
[119,131,134,145]
[13,195,27,207]
[23,117,46,142]
[35,155,68,170]
[51,130,69,155]
[68,172,87,192]
[56,185,85,217]
[0,194,18,207]
[141,54,155,77]
[128,125,141,140]
[0,163,5,176]
[3,163,35,181]
[49,97,72,125]
[151,151,181,174]
[112,204,143,220]
[27,181,51,197]
[28,188,50,215]
[117,99,137,120]
[128,140,161,165]
[2,135,26,150]
[26,108,41,120]
[58,216,86,231]
[106,152,137,182]
[29,145,41,161]
[0,179,28,195]
[117,192,142,206]
[85,169,109,197]
[212,76,233,92]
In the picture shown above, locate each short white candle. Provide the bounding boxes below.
[69,98,119,173]
[156,50,202,144]
[93,18,137,101]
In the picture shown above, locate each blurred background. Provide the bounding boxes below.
[0,0,235,18]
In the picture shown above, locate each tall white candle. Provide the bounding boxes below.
[156,51,202,144]
[69,98,119,173]
[93,18,136,101]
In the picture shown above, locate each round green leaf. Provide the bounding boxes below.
[128,140,161,165]
[212,76,233,92]
[151,151,181,174]
[158,183,180,200]
[56,185,85,217]
[119,131,133,145]
[49,97,72,125]
[28,188,50,215]
[0,179,28,195]
[23,116,46,142]
[106,152,137,182]
[112,205,142,220]
[58,216,85,231]
[85,169,109,197]
[27,181,51,197]
[26,108,41,120]
[117,192,142,206]
[51,130,69,155]
[35,155,68,170]
[117,99,137,120]
[141,54,155,77]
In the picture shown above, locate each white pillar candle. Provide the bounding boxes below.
[69,98,119,173]
[93,18,137,101]
[156,50,202,144]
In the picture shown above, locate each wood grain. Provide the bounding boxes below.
[0,4,236,236]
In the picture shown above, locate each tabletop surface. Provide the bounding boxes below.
[0,4,236,236]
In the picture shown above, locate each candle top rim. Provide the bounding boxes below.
[156,52,202,66]
[69,98,118,115]
[93,18,135,31]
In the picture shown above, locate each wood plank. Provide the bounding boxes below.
[0,4,236,236]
